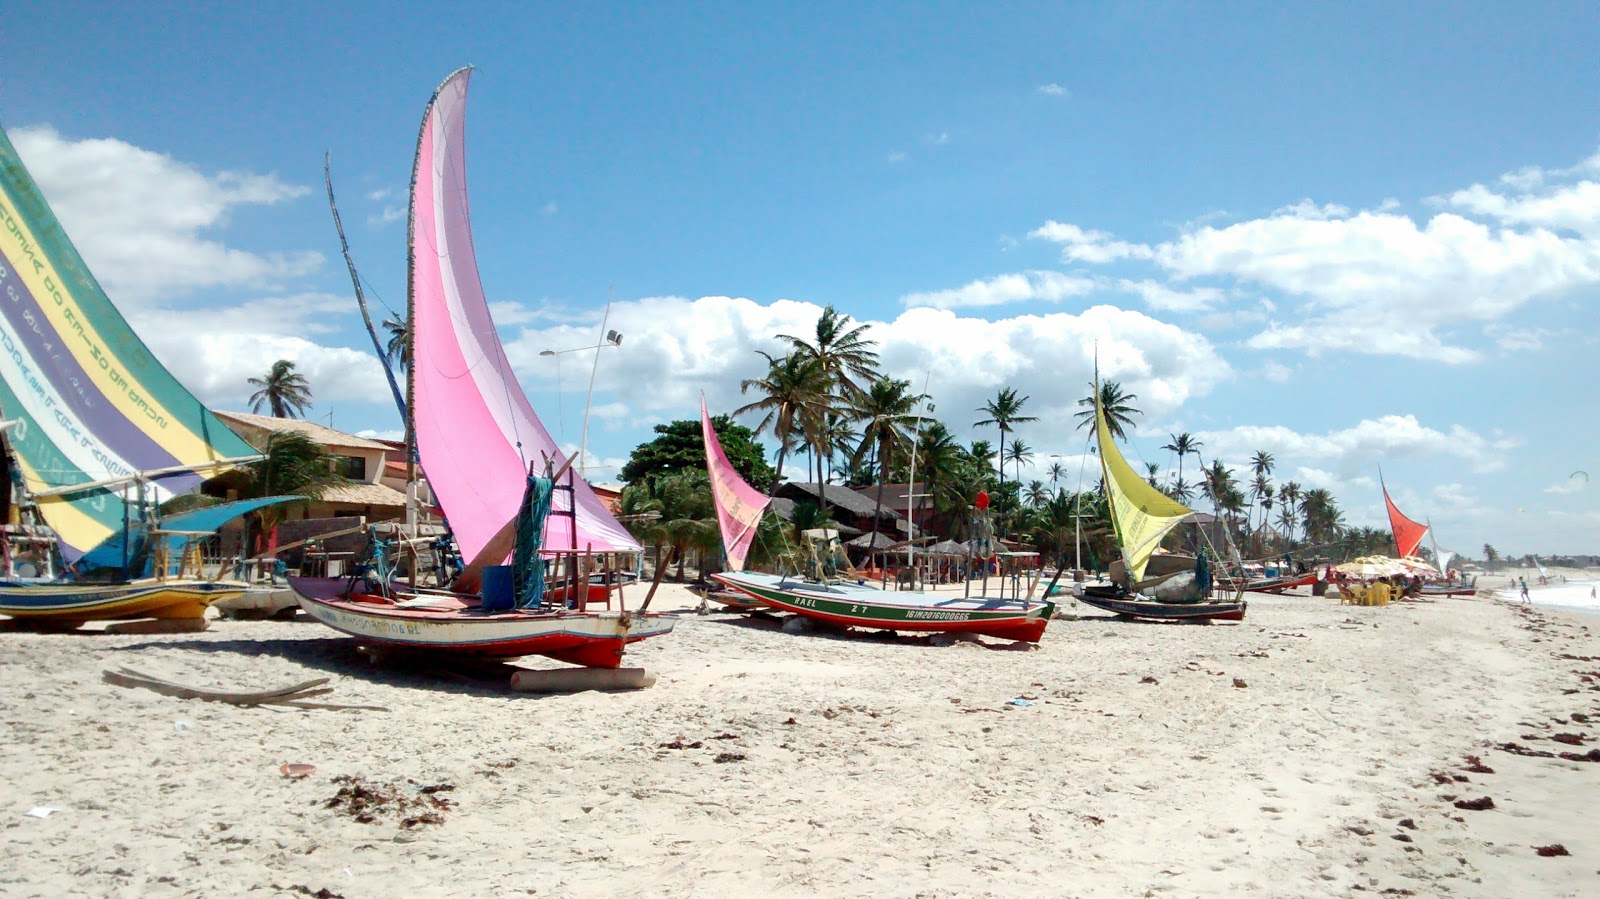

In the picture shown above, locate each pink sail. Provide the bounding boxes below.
[701,397,769,572]
[409,68,640,562]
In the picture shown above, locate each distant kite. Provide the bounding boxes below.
[1573,470,1590,483]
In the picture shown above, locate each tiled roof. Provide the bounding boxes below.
[317,480,409,507]
[216,411,392,451]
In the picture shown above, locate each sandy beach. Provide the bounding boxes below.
[3,578,1598,899]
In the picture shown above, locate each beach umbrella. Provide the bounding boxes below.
[927,540,972,557]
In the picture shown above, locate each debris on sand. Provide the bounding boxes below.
[1452,797,1495,811]
[1533,843,1570,857]
[322,775,455,827]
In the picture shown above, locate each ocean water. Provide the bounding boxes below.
[1498,578,1600,617]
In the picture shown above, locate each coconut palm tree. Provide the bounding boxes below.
[1005,439,1034,486]
[1169,477,1194,503]
[974,387,1037,498]
[1025,479,1049,508]
[1145,461,1161,489]
[776,304,880,404]
[851,376,926,541]
[736,350,830,496]
[1300,488,1343,548]
[246,360,314,419]
[1074,381,1141,439]
[1482,543,1499,572]
[1162,432,1203,492]
[382,314,408,372]
[1046,460,1067,498]
[914,421,964,526]
[197,431,344,555]
[1276,481,1302,545]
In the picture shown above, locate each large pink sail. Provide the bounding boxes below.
[701,397,769,571]
[409,68,640,561]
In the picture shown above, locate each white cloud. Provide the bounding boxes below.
[1259,360,1292,382]
[540,201,559,216]
[356,428,405,442]
[1036,83,1068,97]
[1543,476,1588,495]
[11,125,321,305]
[887,151,908,164]
[930,132,950,146]
[366,188,392,202]
[1030,221,1155,263]
[899,270,1096,309]
[1486,324,1553,352]
[488,300,541,326]
[1115,278,1223,312]
[1028,146,1600,362]
[368,205,405,226]
[1193,415,1517,477]
[504,295,1230,458]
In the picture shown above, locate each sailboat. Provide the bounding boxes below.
[0,123,299,626]
[1075,383,1247,622]
[1381,475,1474,596]
[705,402,1055,643]
[696,397,769,611]
[288,68,674,668]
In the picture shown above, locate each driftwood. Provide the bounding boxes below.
[101,667,388,712]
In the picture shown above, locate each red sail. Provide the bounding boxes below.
[1383,486,1429,559]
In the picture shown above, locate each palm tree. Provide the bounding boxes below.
[247,360,313,419]
[1162,432,1203,492]
[1074,381,1141,439]
[1482,543,1499,572]
[1169,477,1194,503]
[1300,488,1343,548]
[974,387,1037,498]
[1005,439,1035,486]
[776,305,880,404]
[382,314,409,372]
[1199,459,1235,519]
[198,431,343,555]
[1248,450,1275,537]
[1046,460,1067,498]
[1145,461,1161,488]
[736,350,830,496]
[1276,481,1302,545]
[914,422,964,525]
[851,376,926,541]
[1249,473,1274,551]
[1025,479,1049,508]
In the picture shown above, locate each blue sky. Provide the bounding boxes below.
[4,2,1598,555]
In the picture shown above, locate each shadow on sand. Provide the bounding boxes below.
[693,607,1038,652]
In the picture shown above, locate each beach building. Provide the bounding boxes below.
[211,411,411,522]
[773,482,910,539]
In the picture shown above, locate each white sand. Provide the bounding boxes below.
[2,582,1598,898]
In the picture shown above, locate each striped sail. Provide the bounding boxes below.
[408,69,641,563]
[1095,389,1194,582]
[701,397,768,572]
[0,125,260,568]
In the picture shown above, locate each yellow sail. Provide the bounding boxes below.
[1095,392,1194,582]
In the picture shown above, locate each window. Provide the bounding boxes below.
[336,455,366,480]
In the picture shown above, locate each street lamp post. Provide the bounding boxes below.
[539,311,623,477]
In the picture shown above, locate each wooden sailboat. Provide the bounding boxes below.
[0,124,300,625]
[288,68,674,668]
[1076,381,1246,623]
[704,400,1055,642]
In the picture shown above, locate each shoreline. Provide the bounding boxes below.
[2,583,1597,897]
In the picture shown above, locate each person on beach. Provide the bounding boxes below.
[1519,577,1530,603]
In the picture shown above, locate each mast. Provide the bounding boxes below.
[325,152,407,423]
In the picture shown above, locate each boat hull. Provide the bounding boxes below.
[711,571,1054,642]
[1420,585,1477,597]
[0,579,245,622]
[288,577,675,669]
[1077,586,1247,622]
[1221,572,1316,594]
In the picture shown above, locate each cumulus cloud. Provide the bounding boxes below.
[1192,415,1517,477]
[1036,83,1068,96]
[1028,147,1600,362]
[10,125,321,305]
[899,270,1096,309]
[502,295,1230,458]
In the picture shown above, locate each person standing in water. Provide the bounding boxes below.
[1519,577,1531,603]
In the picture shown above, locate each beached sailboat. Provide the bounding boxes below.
[697,397,768,611]
[1381,476,1475,596]
[0,124,299,625]
[288,68,673,667]
[706,401,1055,642]
[1076,383,1246,623]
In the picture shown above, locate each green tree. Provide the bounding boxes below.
[1005,439,1034,487]
[199,431,344,554]
[1482,543,1499,572]
[1145,461,1161,489]
[247,359,313,419]
[735,350,830,496]
[383,315,409,372]
[1074,381,1141,440]
[974,387,1037,501]
[850,376,926,543]
[1162,432,1203,493]
[776,305,881,403]
[620,416,776,489]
